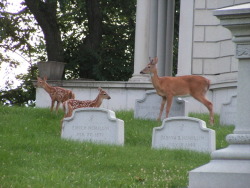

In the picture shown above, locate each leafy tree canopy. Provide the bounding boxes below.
[0,0,136,82]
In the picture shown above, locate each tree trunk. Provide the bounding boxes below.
[77,0,103,78]
[84,0,103,50]
[25,0,64,62]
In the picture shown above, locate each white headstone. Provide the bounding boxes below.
[61,108,124,145]
[134,90,187,120]
[220,95,237,126]
[152,117,215,153]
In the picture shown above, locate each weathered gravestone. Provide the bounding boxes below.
[134,90,187,120]
[220,95,236,126]
[61,108,124,145]
[152,117,215,153]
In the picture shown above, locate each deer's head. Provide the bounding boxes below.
[98,87,111,100]
[140,57,158,74]
[37,76,47,87]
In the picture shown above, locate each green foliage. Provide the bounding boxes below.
[173,0,180,75]
[0,65,37,106]
[0,1,46,63]
[62,0,136,81]
[0,107,234,187]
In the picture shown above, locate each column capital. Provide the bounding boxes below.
[128,74,151,83]
[213,3,250,38]
[214,4,250,61]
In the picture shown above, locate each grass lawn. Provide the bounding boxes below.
[0,106,234,187]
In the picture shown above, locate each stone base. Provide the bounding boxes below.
[189,159,250,188]
[189,143,250,188]
[128,74,151,82]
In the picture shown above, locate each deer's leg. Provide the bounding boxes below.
[55,101,60,114]
[60,118,64,135]
[64,103,73,118]
[193,95,214,125]
[157,97,167,121]
[68,104,73,118]
[51,100,55,112]
[165,95,173,119]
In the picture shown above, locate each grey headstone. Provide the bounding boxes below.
[61,108,124,145]
[152,117,216,153]
[134,90,187,120]
[220,95,237,126]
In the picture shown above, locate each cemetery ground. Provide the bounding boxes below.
[0,106,234,187]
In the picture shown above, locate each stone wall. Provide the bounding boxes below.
[178,0,250,113]
[192,0,243,80]
[192,0,250,79]
[35,80,154,111]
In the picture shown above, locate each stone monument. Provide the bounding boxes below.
[220,95,237,126]
[152,117,215,153]
[189,4,250,188]
[61,108,124,146]
[134,90,186,120]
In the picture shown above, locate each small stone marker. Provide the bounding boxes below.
[152,117,215,153]
[61,108,124,145]
[134,90,186,120]
[220,95,237,126]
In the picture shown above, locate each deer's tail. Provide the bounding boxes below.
[69,91,75,99]
[207,79,211,91]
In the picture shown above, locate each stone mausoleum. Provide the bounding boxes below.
[36,0,250,116]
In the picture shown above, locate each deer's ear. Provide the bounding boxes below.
[98,87,102,91]
[149,57,154,64]
[43,76,48,81]
[153,57,158,64]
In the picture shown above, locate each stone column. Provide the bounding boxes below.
[189,4,250,188]
[129,0,151,82]
[148,0,158,58]
[156,0,175,77]
[156,0,167,77]
[176,0,194,76]
[165,0,175,76]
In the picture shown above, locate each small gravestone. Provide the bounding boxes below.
[61,108,124,145]
[134,90,186,120]
[220,95,237,126]
[152,117,215,153]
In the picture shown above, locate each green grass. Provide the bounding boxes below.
[0,106,234,187]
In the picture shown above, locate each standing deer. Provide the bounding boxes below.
[37,76,75,113]
[140,57,214,125]
[63,87,111,118]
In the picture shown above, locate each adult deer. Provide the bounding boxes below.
[140,57,214,125]
[63,87,111,118]
[37,76,75,113]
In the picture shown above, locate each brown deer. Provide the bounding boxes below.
[37,76,75,113]
[63,87,111,118]
[140,57,214,125]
